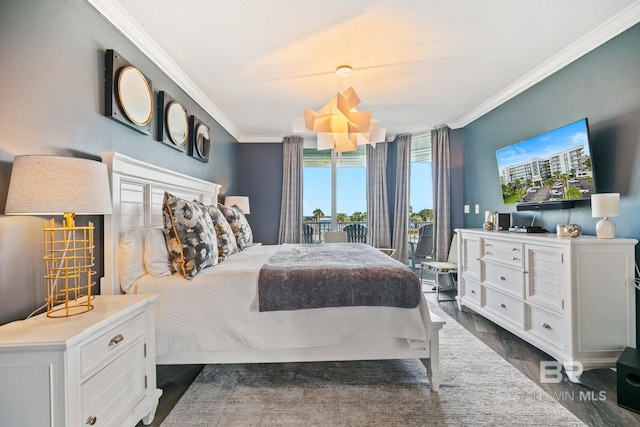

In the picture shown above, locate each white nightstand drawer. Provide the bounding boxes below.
[527,306,564,350]
[484,287,524,328]
[81,337,146,427]
[81,312,145,378]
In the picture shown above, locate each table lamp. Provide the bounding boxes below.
[591,193,620,239]
[5,155,112,317]
[224,196,250,214]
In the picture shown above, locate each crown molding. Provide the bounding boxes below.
[448,1,640,129]
[86,0,242,142]
[236,135,284,143]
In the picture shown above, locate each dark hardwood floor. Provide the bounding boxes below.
[138,289,640,427]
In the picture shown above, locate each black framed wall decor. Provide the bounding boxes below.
[156,91,189,152]
[104,49,153,135]
[188,115,211,163]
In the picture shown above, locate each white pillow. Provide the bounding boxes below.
[144,228,173,277]
[118,229,147,293]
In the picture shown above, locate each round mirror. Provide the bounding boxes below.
[166,101,188,146]
[117,66,153,126]
[195,123,210,158]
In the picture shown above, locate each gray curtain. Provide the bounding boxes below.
[278,136,304,244]
[392,134,411,264]
[366,141,390,248]
[431,126,452,262]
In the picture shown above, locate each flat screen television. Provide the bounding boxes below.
[496,118,597,211]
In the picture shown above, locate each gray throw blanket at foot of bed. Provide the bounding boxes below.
[258,243,421,312]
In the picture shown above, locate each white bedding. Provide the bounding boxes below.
[130,244,432,357]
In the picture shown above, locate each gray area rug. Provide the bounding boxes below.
[162,304,585,426]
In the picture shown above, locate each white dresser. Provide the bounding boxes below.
[0,294,161,427]
[457,229,637,381]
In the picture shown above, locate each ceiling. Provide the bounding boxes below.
[89,0,640,143]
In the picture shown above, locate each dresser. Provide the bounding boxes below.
[457,229,637,381]
[0,294,161,427]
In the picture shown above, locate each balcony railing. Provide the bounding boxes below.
[303,220,431,244]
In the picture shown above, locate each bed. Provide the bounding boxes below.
[100,152,444,391]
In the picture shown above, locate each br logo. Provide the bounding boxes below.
[540,361,583,383]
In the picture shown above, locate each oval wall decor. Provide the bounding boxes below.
[117,66,153,126]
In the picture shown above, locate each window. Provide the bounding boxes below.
[303,146,367,242]
[410,134,433,243]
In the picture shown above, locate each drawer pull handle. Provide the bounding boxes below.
[498,276,506,281]
[499,303,506,308]
[512,257,520,261]
[109,334,124,346]
[86,416,97,425]
[485,251,493,256]
[512,247,519,252]
[540,323,552,330]
[471,290,476,294]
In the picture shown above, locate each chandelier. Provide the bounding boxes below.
[295,66,386,153]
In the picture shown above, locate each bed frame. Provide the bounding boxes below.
[100,151,444,391]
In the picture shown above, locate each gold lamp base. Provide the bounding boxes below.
[43,214,96,318]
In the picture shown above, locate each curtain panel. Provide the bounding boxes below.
[278,136,304,244]
[392,134,411,264]
[366,141,391,248]
[431,126,452,262]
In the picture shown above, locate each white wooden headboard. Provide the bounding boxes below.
[100,152,221,294]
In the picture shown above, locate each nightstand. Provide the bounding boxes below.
[0,294,161,427]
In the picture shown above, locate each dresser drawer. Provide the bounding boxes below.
[81,337,146,427]
[484,287,524,328]
[483,262,523,297]
[463,279,482,305]
[483,238,523,267]
[527,306,565,350]
[81,312,145,378]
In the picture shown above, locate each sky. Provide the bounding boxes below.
[495,118,590,172]
[303,162,433,217]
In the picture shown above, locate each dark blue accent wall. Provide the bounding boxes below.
[238,143,283,245]
[458,23,640,341]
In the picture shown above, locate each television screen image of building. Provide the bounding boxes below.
[496,119,596,205]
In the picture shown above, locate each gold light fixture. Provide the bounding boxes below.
[294,66,386,153]
[5,155,112,317]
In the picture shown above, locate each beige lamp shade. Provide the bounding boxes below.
[224,196,250,214]
[5,155,112,216]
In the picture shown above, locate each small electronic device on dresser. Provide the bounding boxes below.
[509,225,548,233]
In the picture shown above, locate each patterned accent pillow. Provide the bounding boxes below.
[196,202,239,261]
[218,203,253,250]
[163,192,218,279]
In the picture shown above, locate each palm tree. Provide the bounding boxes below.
[313,208,324,221]
[350,211,365,222]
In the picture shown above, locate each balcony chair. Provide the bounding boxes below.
[410,223,434,269]
[343,223,367,243]
[303,223,314,243]
[420,233,458,302]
